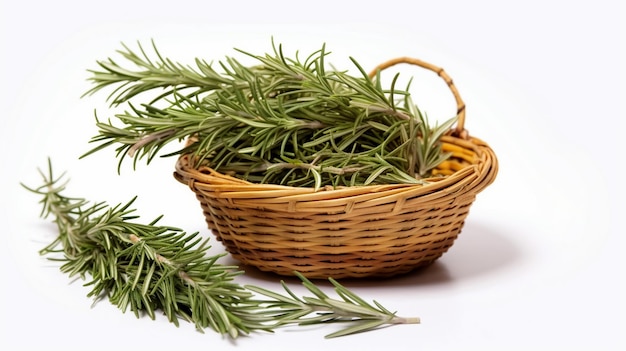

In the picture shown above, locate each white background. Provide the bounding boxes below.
[1,1,624,350]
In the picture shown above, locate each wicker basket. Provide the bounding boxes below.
[173,57,498,279]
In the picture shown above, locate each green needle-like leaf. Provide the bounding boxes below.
[22,161,420,339]
[82,40,457,185]
[325,320,387,339]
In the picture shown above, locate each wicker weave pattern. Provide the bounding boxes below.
[173,57,498,278]
[174,134,497,278]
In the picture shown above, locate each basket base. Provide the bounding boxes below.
[237,256,445,281]
[209,224,462,279]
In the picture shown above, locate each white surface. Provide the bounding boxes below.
[1,1,624,350]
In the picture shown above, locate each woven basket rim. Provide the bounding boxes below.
[173,134,498,211]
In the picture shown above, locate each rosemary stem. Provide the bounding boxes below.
[128,129,178,157]
[127,233,195,284]
[392,316,421,324]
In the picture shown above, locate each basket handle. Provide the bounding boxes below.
[369,57,467,138]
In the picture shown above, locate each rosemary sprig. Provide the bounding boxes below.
[82,40,455,188]
[22,160,419,338]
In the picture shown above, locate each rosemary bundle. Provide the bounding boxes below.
[23,161,419,338]
[83,40,456,188]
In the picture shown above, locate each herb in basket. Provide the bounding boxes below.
[23,160,419,338]
[76,40,499,279]
[82,40,456,188]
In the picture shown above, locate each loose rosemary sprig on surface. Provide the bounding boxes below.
[82,40,455,188]
[22,161,419,338]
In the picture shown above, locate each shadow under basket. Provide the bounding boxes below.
[173,57,499,279]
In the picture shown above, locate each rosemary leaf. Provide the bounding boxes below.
[22,161,420,338]
[82,40,457,186]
